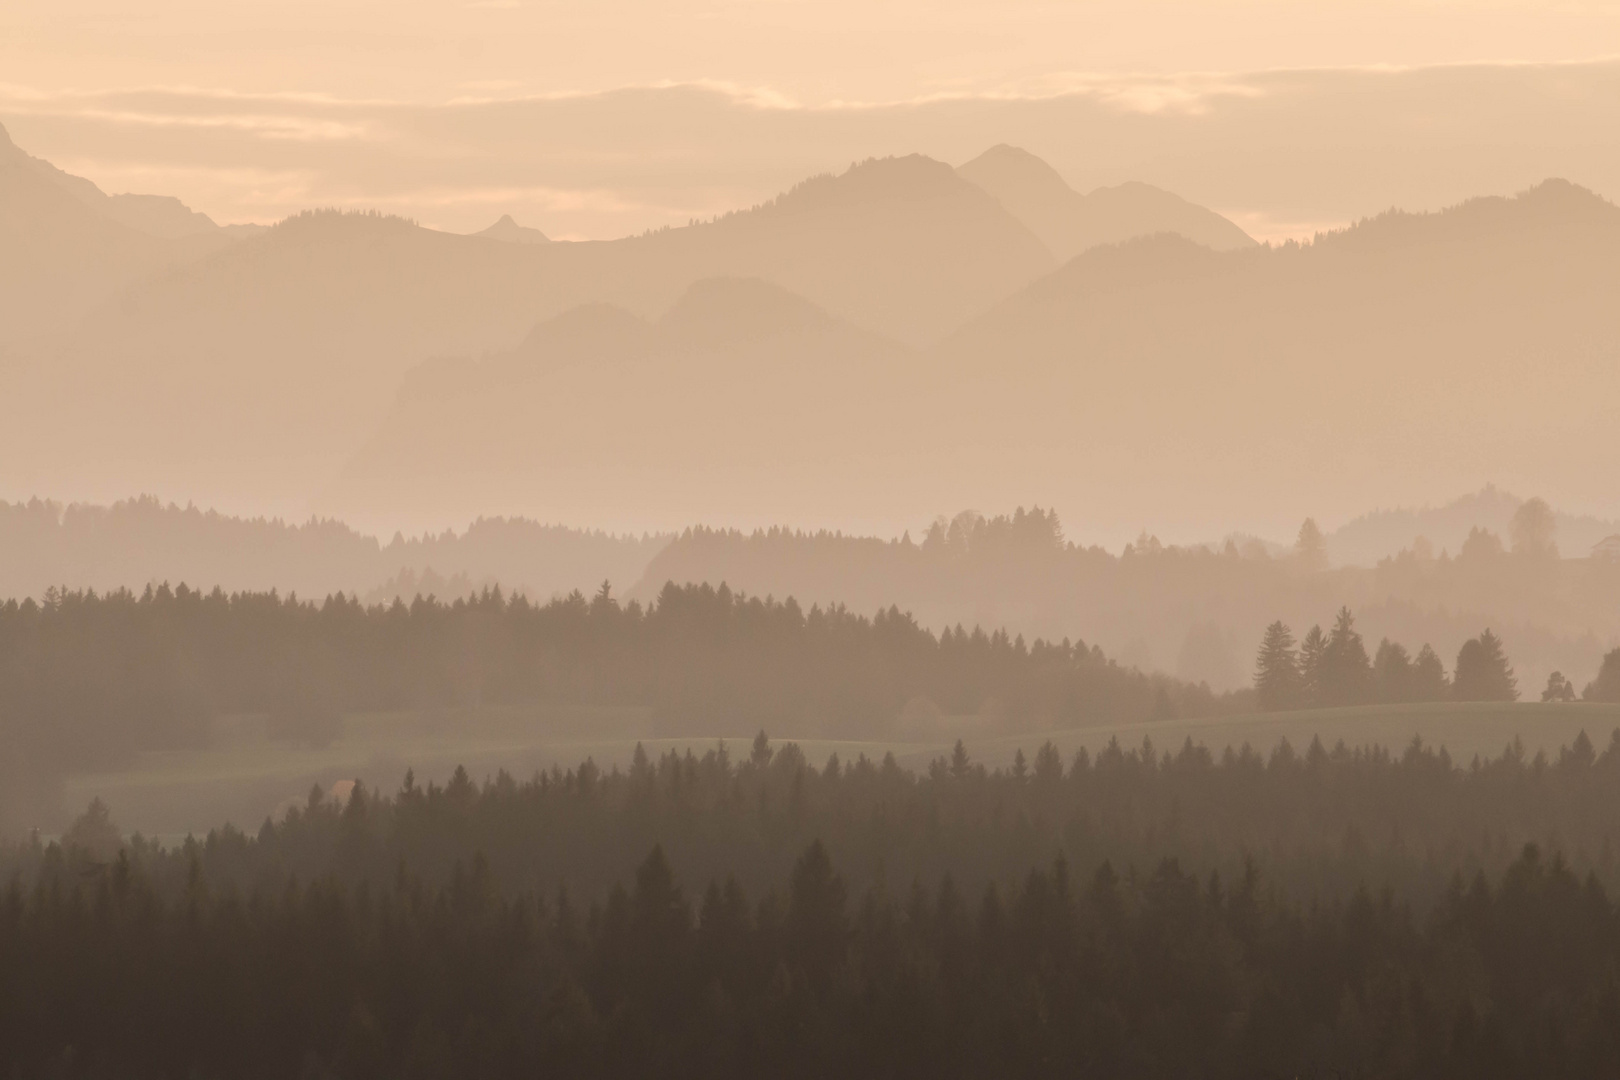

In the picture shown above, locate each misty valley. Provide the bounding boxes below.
[6,85,1620,1077]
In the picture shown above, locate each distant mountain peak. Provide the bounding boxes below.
[758,154,979,218]
[956,144,1254,260]
[660,276,830,346]
[958,144,1076,205]
[475,214,550,244]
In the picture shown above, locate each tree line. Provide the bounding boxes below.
[5,834,1619,1078]
[641,507,1620,696]
[0,581,1244,830]
[0,495,665,605]
[9,726,1620,1076]
[13,723,1620,920]
[1252,607,1620,710]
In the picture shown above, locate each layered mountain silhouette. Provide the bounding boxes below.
[5,148,1090,505]
[0,123,247,344]
[5,120,1613,533]
[929,179,1620,528]
[322,179,1620,533]
[957,144,1256,259]
[323,277,937,526]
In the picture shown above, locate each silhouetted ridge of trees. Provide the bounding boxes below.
[11,727,1620,1075]
[5,834,1620,1078]
[638,508,1620,695]
[0,495,666,602]
[1254,607,1533,708]
[13,724,1620,913]
[0,580,1241,796]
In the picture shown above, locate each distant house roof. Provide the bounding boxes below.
[1594,535,1620,559]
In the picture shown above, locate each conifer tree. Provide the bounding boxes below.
[1372,639,1413,703]
[1453,629,1518,702]
[1584,647,1620,703]
[1294,518,1328,573]
[1254,621,1301,711]
[1297,625,1328,708]
[1541,671,1576,702]
[1410,644,1450,701]
[1319,607,1373,707]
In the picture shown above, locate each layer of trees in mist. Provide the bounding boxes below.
[1248,607,1598,711]
[0,496,665,602]
[19,723,1620,907]
[10,732,1620,1076]
[643,506,1620,694]
[7,497,1618,701]
[0,581,1241,833]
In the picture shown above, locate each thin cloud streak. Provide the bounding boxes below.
[4,59,1618,235]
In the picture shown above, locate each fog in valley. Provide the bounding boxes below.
[6,1,1620,1074]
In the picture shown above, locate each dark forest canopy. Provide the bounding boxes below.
[0,581,1243,824]
[12,723,1620,912]
[9,734,1620,1077]
[6,843,1619,1080]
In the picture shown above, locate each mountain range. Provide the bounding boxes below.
[0,127,1261,520]
[4,121,1619,542]
[327,180,1620,535]
[957,144,1256,259]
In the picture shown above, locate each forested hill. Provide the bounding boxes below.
[0,580,1241,834]
[9,732,1620,1076]
[0,496,667,601]
[630,509,1620,695]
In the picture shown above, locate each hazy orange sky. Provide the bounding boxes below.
[5,1,1620,239]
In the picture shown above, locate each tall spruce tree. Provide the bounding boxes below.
[1453,629,1518,702]
[1372,639,1413,704]
[1294,518,1328,573]
[1319,607,1373,707]
[1254,621,1302,711]
[1298,625,1327,708]
[1410,644,1450,701]
[1585,647,1620,702]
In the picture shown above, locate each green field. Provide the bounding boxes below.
[63,701,1620,841]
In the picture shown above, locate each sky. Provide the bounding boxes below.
[4,0,1620,238]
